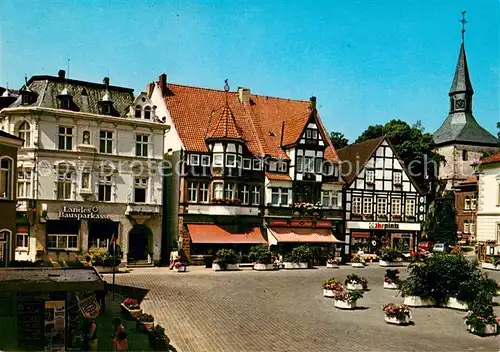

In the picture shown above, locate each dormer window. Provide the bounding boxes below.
[277,160,287,173]
[102,104,111,115]
[189,154,200,166]
[61,99,70,109]
[22,94,30,105]
[135,105,142,118]
[269,160,277,172]
[144,106,151,119]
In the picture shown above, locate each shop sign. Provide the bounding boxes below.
[76,294,101,319]
[59,206,109,220]
[369,222,400,230]
[44,300,65,351]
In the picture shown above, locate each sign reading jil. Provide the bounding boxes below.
[369,222,400,230]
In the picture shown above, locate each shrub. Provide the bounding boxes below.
[214,249,238,269]
[148,324,171,349]
[88,248,109,265]
[464,290,497,336]
[382,303,411,320]
[345,274,368,289]
[380,248,403,262]
[103,257,121,267]
[289,246,313,263]
[248,245,272,264]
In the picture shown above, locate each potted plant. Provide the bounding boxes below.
[384,269,400,289]
[382,303,412,325]
[136,313,155,332]
[213,249,239,271]
[333,289,363,309]
[249,245,275,271]
[345,274,368,291]
[326,257,340,268]
[351,254,365,268]
[121,298,142,319]
[148,324,171,349]
[322,278,343,298]
[173,261,188,272]
[283,246,312,269]
[379,248,404,267]
[465,289,498,336]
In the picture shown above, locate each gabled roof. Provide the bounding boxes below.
[206,103,243,140]
[477,152,500,166]
[163,83,340,162]
[337,136,385,185]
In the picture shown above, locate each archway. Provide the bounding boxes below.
[128,224,152,262]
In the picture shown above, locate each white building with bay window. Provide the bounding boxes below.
[0,71,169,264]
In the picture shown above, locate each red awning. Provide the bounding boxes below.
[187,224,267,244]
[352,232,370,238]
[267,227,343,243]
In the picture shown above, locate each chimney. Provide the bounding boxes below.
[159,73,167,96]
[238,87,250,103]
[310,96,317,109]
[146,82,154,97]
[103,77,110,87]
[58,70,66,79]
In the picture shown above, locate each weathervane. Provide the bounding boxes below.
[460,11,467,43]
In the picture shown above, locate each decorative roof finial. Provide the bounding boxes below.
[224,79,229,105]
[460,11,467,43]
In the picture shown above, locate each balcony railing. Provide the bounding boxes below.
[185,203,260,216]
[125,203,161,215]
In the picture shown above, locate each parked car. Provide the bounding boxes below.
[418,241,435,252]
[432,242,450,253]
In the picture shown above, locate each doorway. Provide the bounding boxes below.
[128,225,151,262]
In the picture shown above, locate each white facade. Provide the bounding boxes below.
[476,163,500,244]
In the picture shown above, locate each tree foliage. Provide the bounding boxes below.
[355,119,443,190]
[329,131,349,150]
[423,185,458,244]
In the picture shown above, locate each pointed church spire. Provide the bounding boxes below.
[449,11,473,96]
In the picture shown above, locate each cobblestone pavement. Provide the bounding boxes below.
[104,265,500,352]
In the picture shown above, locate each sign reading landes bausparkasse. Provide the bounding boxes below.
[59,206,109,220]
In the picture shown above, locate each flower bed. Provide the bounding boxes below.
[382,303,411,325]
[333,289,363,310]
[326,257,340,268]
[322,278,343,298]
[121,298,142,319]
[136,313,155,333]
[212,249,239,271]
[249,245,276,271]
[379,248,404,267]
[148,325,171,350]
[345,274,368,291]
[384,269,400,290]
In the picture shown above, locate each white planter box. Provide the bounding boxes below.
[403,296,434,307]
[174,266,188,272]
[213,263,223,271]
[326,263,339,269]
[334,300,356,309]
[346,283,363,291]
[283,262,309,269]
[379,260,404,267]
[445,297,468,310]
[467,324,498,336]
[385,315,410,325]
[212,263,239,271]
[323,289,335,298]
[481,262,500,270]
[383,282,399,289]
[351,263,364,268]
[253,263,276,271]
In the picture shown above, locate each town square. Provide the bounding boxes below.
[0,1,499,351]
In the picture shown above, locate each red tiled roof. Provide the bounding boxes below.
[206,104,243,140]
[478,152,500,166]
[265,172,292,181]
[267,227,343,243]
[187,224,266,244]
[163,83,340,162]
[459,176,477,185]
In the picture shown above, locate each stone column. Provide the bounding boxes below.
[120,217,134,264]
[80,219,89,253]
[144,215,162,262]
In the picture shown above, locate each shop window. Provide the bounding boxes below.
[18,121,31,147]
[89,220,119,249]
[135,134,149,157]
[199,183,209,203]
[144,106,151,119]
[47,234,78,250]
[362,197,372,215]
[241,185,249,204]
[98,175,112,202]
[352,197,362,215]
[17,169,31,198]
[46,220,79,250]
[134,178,147,203]
[99,130,113,154]
[188,182,197,202]
[58,126,73,150]
[213,182,224,199]
[464,196,470,210]
[201,155,211,167]
[57,172,73,200]
[252,186,260,205]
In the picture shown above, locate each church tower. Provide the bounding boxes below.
[433,12,499,190]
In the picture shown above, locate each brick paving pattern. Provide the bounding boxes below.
[104,266,500,352]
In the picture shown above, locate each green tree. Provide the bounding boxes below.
[329,131,349,149]
[423,185,458,244]
[355,119,443,190]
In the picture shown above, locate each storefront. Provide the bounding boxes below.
[346,221,420,260]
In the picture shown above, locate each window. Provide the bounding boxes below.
[135,134,149,157]
[224,183,237,199]
[377,198,387,216]
[280,188,289,205]
[312,130,318,139]
[99,131,113,154]
[269,160,277,172]
[134,178,147,203]
[102,104,111,115]
[464,221,470,234]
[58,127,73,150]
[315,159,322,174]
[144,106,151,119]
[0,158,12,199]
[322,191,330,207]
[304,157,314,173]
[189,154,200,166]
[366,170,375,184]
[16,233,29,250]
[462,150,468,161]
[61,99,70,109]
[393,171,402,185]
[241,185,249,204]
[135,105,142,118]
[464,196,471,210]
[243,158,251,170]
[188,182,197,202]
[47,234,78,250]
[81,172,91,190]
[82,131,91,145]
[296,156,303,173]
[391,198,401,216]
[57,172,72,200]
[405,199,416,217]
[363,197,372,215]
[201,155,211,167]
[252,186,260,205]
[213,182,224,199]
[323,162,332,176]
[306,130,311,139]
[17,170,31,198]
[322,190,339,208]
[253,159,263,170]
[271,188,280,205]
[470,221,475,235]
[18,122,31,147]
[497,224,500,243]
[352,197,362,215]
[98,175,112,202]
[226,154,236,168]
[471,195,477,210]
[213,154,223,166]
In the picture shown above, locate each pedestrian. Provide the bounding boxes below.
[112,317,125,338]
[82,316,98,351]
[113,330,128,352]
[85,256,92,267]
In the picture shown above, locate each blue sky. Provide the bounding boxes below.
[1,0,498,141]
